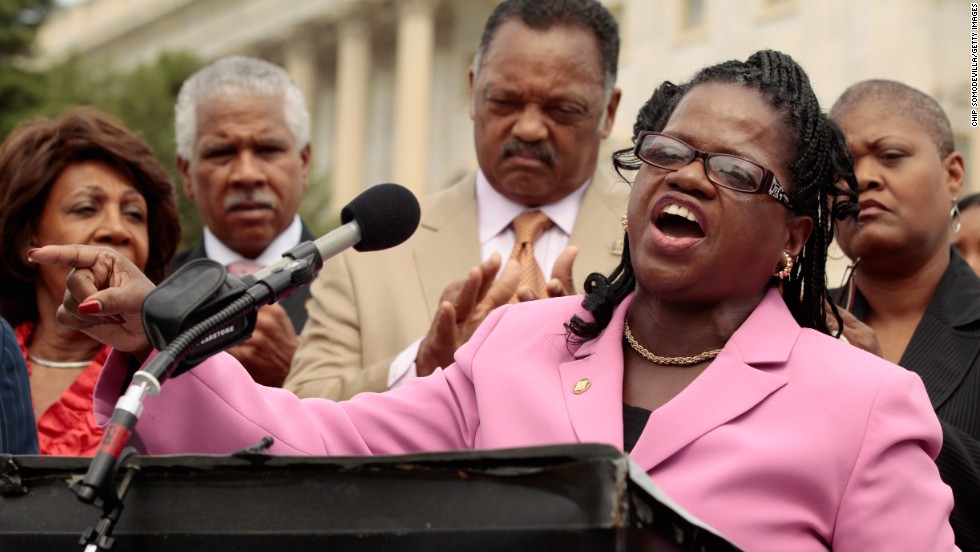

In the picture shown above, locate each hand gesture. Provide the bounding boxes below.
[227,304,298,387]
[29,245,155,354]
[415,253,521,377]
[544,245,580,300]
[826,301,883,358]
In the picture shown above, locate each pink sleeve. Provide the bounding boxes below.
[93,305,511,457]
[832,370,958,551]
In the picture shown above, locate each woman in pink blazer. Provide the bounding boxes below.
[35,50,957,550]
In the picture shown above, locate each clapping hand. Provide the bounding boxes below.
[228,304,298,387]
[416,253,521,377]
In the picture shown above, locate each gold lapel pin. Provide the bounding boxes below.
[572,378,591,394]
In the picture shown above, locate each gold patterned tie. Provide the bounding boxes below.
[509,210,553,300]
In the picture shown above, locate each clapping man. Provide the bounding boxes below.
[287,0,628,400]
[172,56,315,387]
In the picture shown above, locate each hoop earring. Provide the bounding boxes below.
[827,238,845,261]
[621,213,628,232]
[773,251,794,280]
[951,204,962,234]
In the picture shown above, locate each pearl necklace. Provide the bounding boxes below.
[27,352,91,369]
[623,321,723,366]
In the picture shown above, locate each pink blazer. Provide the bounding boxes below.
[95,288,956,551]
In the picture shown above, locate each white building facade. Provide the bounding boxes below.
[35,0,977,282]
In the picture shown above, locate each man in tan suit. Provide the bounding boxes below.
[286,0,627,400]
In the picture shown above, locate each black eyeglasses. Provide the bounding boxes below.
[633,131,794,209]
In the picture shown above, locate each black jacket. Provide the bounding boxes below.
[836,248,980,551]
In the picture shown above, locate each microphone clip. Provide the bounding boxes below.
[142,259,257,376]
[242,240,322,304]
[141,240,324,377]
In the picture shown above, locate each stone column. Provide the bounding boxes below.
[332,15,372,214]
[283,32,330,221]
[392,0,436,196]
[283,35,318,125]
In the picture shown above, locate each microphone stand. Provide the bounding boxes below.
[71,240,332,550]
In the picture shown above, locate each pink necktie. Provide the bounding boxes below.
[227,260,264,277]
[509,210,553,300]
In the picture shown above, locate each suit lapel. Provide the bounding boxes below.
[630,352,786,472]
[900,250,980,410]
[171,241,208,272]
[412,175,483,317]
[280,218,316,330]
[628,289,791,472]
[298,221,316,242]
[568,171,630,291]
[902,318,980,410]
[559,329,627,449]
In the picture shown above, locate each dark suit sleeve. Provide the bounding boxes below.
[276,222,317,331]
[0,318,38,454]
[937,422,980,550]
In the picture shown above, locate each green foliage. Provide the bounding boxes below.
[4,50,206,248]
[50,52,206,248]
[0,0,53,61]
[3,5,337,246]
[300,169,336,237]
[0,0,53,137]
[106,52,208,247]
[0,65,45,136]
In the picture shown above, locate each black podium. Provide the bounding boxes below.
[0,444,740,551]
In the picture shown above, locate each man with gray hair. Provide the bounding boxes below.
[172,55,315,387]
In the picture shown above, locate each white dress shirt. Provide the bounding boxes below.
[202,215,303,267]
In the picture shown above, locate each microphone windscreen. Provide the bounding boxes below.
[340,183,421,252]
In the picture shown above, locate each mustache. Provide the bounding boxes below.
[223,190,278,211]
[503,140,556,167]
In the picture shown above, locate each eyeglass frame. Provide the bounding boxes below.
[632,131,794,210]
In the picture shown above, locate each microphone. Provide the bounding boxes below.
[141,182,421,370]
[252,182,421,282]
[73,183,420,512]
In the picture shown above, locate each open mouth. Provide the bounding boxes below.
[654,203,705,239]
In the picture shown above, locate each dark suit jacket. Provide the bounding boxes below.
[0,316,37,454]
[172,222,316,332]
[837,248,980,551]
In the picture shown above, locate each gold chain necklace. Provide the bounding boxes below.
[623,321,723,366]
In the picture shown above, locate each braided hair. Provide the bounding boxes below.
[566,50,858,343]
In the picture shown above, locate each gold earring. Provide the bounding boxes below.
[773,251,794,280]
[621,213,628,232]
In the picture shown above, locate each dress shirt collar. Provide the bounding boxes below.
[475,169,589,243]
[203,215,303,267]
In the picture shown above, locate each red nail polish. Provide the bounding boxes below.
[78,300,102,315]
[26,248,37,261]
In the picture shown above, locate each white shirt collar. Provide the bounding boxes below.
[202,215,303,267]
[475,169,589,244]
